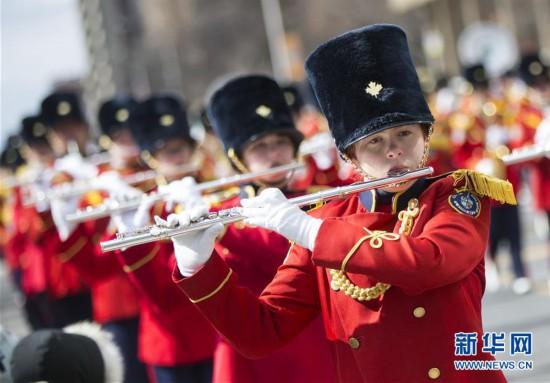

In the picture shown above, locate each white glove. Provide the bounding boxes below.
[28,183,50,213]
[50,195,80,241]
[157,176,204,212]
[240,188,322,251]
[54,152,98,180]
[111,194,156,234]
[155,205,223,276]
[90,171,134,195]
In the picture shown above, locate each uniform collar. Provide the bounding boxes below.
[359,178,428,214]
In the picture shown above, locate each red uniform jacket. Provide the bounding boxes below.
[208,190,336,383]
[57,220,141,324]
[54,162,156,324]
[174,171,510,383]
[5,188,48,295]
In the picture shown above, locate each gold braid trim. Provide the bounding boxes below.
[329,229,399,301]
[123,245,160,273]
[190,269,233,303]
[59,237,87,263]
[451,169,517,205]
[329,198,420,302]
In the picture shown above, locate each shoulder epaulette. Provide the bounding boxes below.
[450,169,517,205]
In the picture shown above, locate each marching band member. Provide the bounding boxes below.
[114,95,217,383]
[5,117,56,330]
[162,74,337,383]
[168,24,514,382]
[25,92,99,328]
[49,95,148,383]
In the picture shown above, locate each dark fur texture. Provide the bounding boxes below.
[305,24,434,152]
[131,95,194,153]
[207,74,303,155]
[98,95,139,137]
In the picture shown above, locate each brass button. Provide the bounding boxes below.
[348,337,360,349]
[428,367,440,379]
[234,222,246,230]
[222,248,229,255]
[413,306,426,318]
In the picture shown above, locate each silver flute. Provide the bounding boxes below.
[67,162,306,224]
[23,168,161,208]
[100,166,434,252]
[501,144,550,165]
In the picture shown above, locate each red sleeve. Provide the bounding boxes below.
[311,190,490,295]
[173,244,321,359]
[49,219,121,283]
[115,241,191,314]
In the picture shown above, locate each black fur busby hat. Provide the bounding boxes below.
[40,91,86,128]
[0,135,25,171]
[98,95,139,137]
[20,115,50,146]
[9,322,123,383]
[305,24,434,153]
[463,63,489,89]
[207,74,304,157]
[518,53,549,87]
[10,329,105,383]
[130,95,195,154]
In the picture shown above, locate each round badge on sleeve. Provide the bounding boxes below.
[448,191,481,218]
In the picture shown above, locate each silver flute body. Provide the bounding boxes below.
[501,144,550,165]
[100,166,434,253]
[67,162,306,224]
[24,169,160,208]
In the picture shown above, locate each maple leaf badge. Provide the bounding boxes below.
[255,105,272,118]
[365,82,383,98]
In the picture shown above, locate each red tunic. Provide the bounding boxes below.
[54,162,155,324]
[174,172,508,383]
[209,192,337,383]
[113,199,217,367]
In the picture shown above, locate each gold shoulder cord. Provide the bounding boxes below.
[329,198,419,301]
[451,170,516,205]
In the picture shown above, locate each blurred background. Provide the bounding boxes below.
[3,0,550,147]
[1,1,549,382]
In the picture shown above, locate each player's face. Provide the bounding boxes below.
[154,138,194,174]
[109,129,139,162]
[242,133,295,184]
[351,124,427,192]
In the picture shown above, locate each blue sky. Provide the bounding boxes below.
[1,0,88,150]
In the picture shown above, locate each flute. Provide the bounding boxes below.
[501,144,550,165]
[66,162,305,224]
[100,166,434,252]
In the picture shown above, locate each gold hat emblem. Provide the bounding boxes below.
[32,122,46,137]
[529,61,543,76]
[115,108,129,122]
[284,91,296,106]
[57,101,72,116]
[160,114,175,127]
[99,134,112,149]
[255,105,272,118]
[365,82,383,98]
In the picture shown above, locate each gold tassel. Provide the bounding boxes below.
[451,170,517,205]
